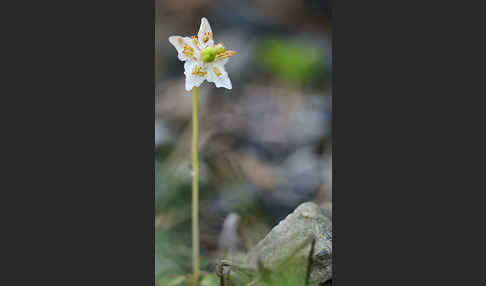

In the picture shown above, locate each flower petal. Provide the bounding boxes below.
[184,61,206,91]
[168,36,198,62]
[197,17,214,48]
[206,60,232,90]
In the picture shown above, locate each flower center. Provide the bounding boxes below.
[201,46,216,63]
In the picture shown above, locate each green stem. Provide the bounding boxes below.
[192,86,200,284]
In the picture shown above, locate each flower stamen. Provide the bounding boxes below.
[215,50,236,60]
[202,32,211,43]
[192,36,199,48]
[192,65,207,76]
[183,44,194,57]
[215,42,225,54]
[212,66,222,77]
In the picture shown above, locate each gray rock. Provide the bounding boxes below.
[218,213,241,255]
[320,202,332,221]
[245,201,332,285]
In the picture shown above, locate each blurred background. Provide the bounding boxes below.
[155,0,332,284]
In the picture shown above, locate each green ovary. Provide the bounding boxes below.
[201,47,216,63]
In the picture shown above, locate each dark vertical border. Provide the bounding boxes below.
[20,0,157,284]
[333,0,456,284]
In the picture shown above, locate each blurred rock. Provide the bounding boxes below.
[155,120,172,147]
[156,79,209,121]
[245,201,332,285]
[320,202,332,221]
[236,85,331,150]
[218,213,241,255]
[317,153,332,203]
[282,147,322,198]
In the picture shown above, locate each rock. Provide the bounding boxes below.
[218,213,241,255]
[155,120,172,147]
[320,202,332,221]
[245,201,332,285]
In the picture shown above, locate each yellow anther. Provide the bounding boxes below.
[215,50,236,60]
[212,66,222,77]
[192,36,198,47]
[192,65,207,76]
[183,44,194,57]
[202,32,211,43]
[215,43,225,54]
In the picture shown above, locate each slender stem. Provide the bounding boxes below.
[192,86,200,284]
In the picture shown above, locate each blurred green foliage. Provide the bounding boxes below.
[158,271,310,286]
[258,38,327,85]
[155,148,215,286]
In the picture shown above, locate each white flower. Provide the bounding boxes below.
[169,17,236,91]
